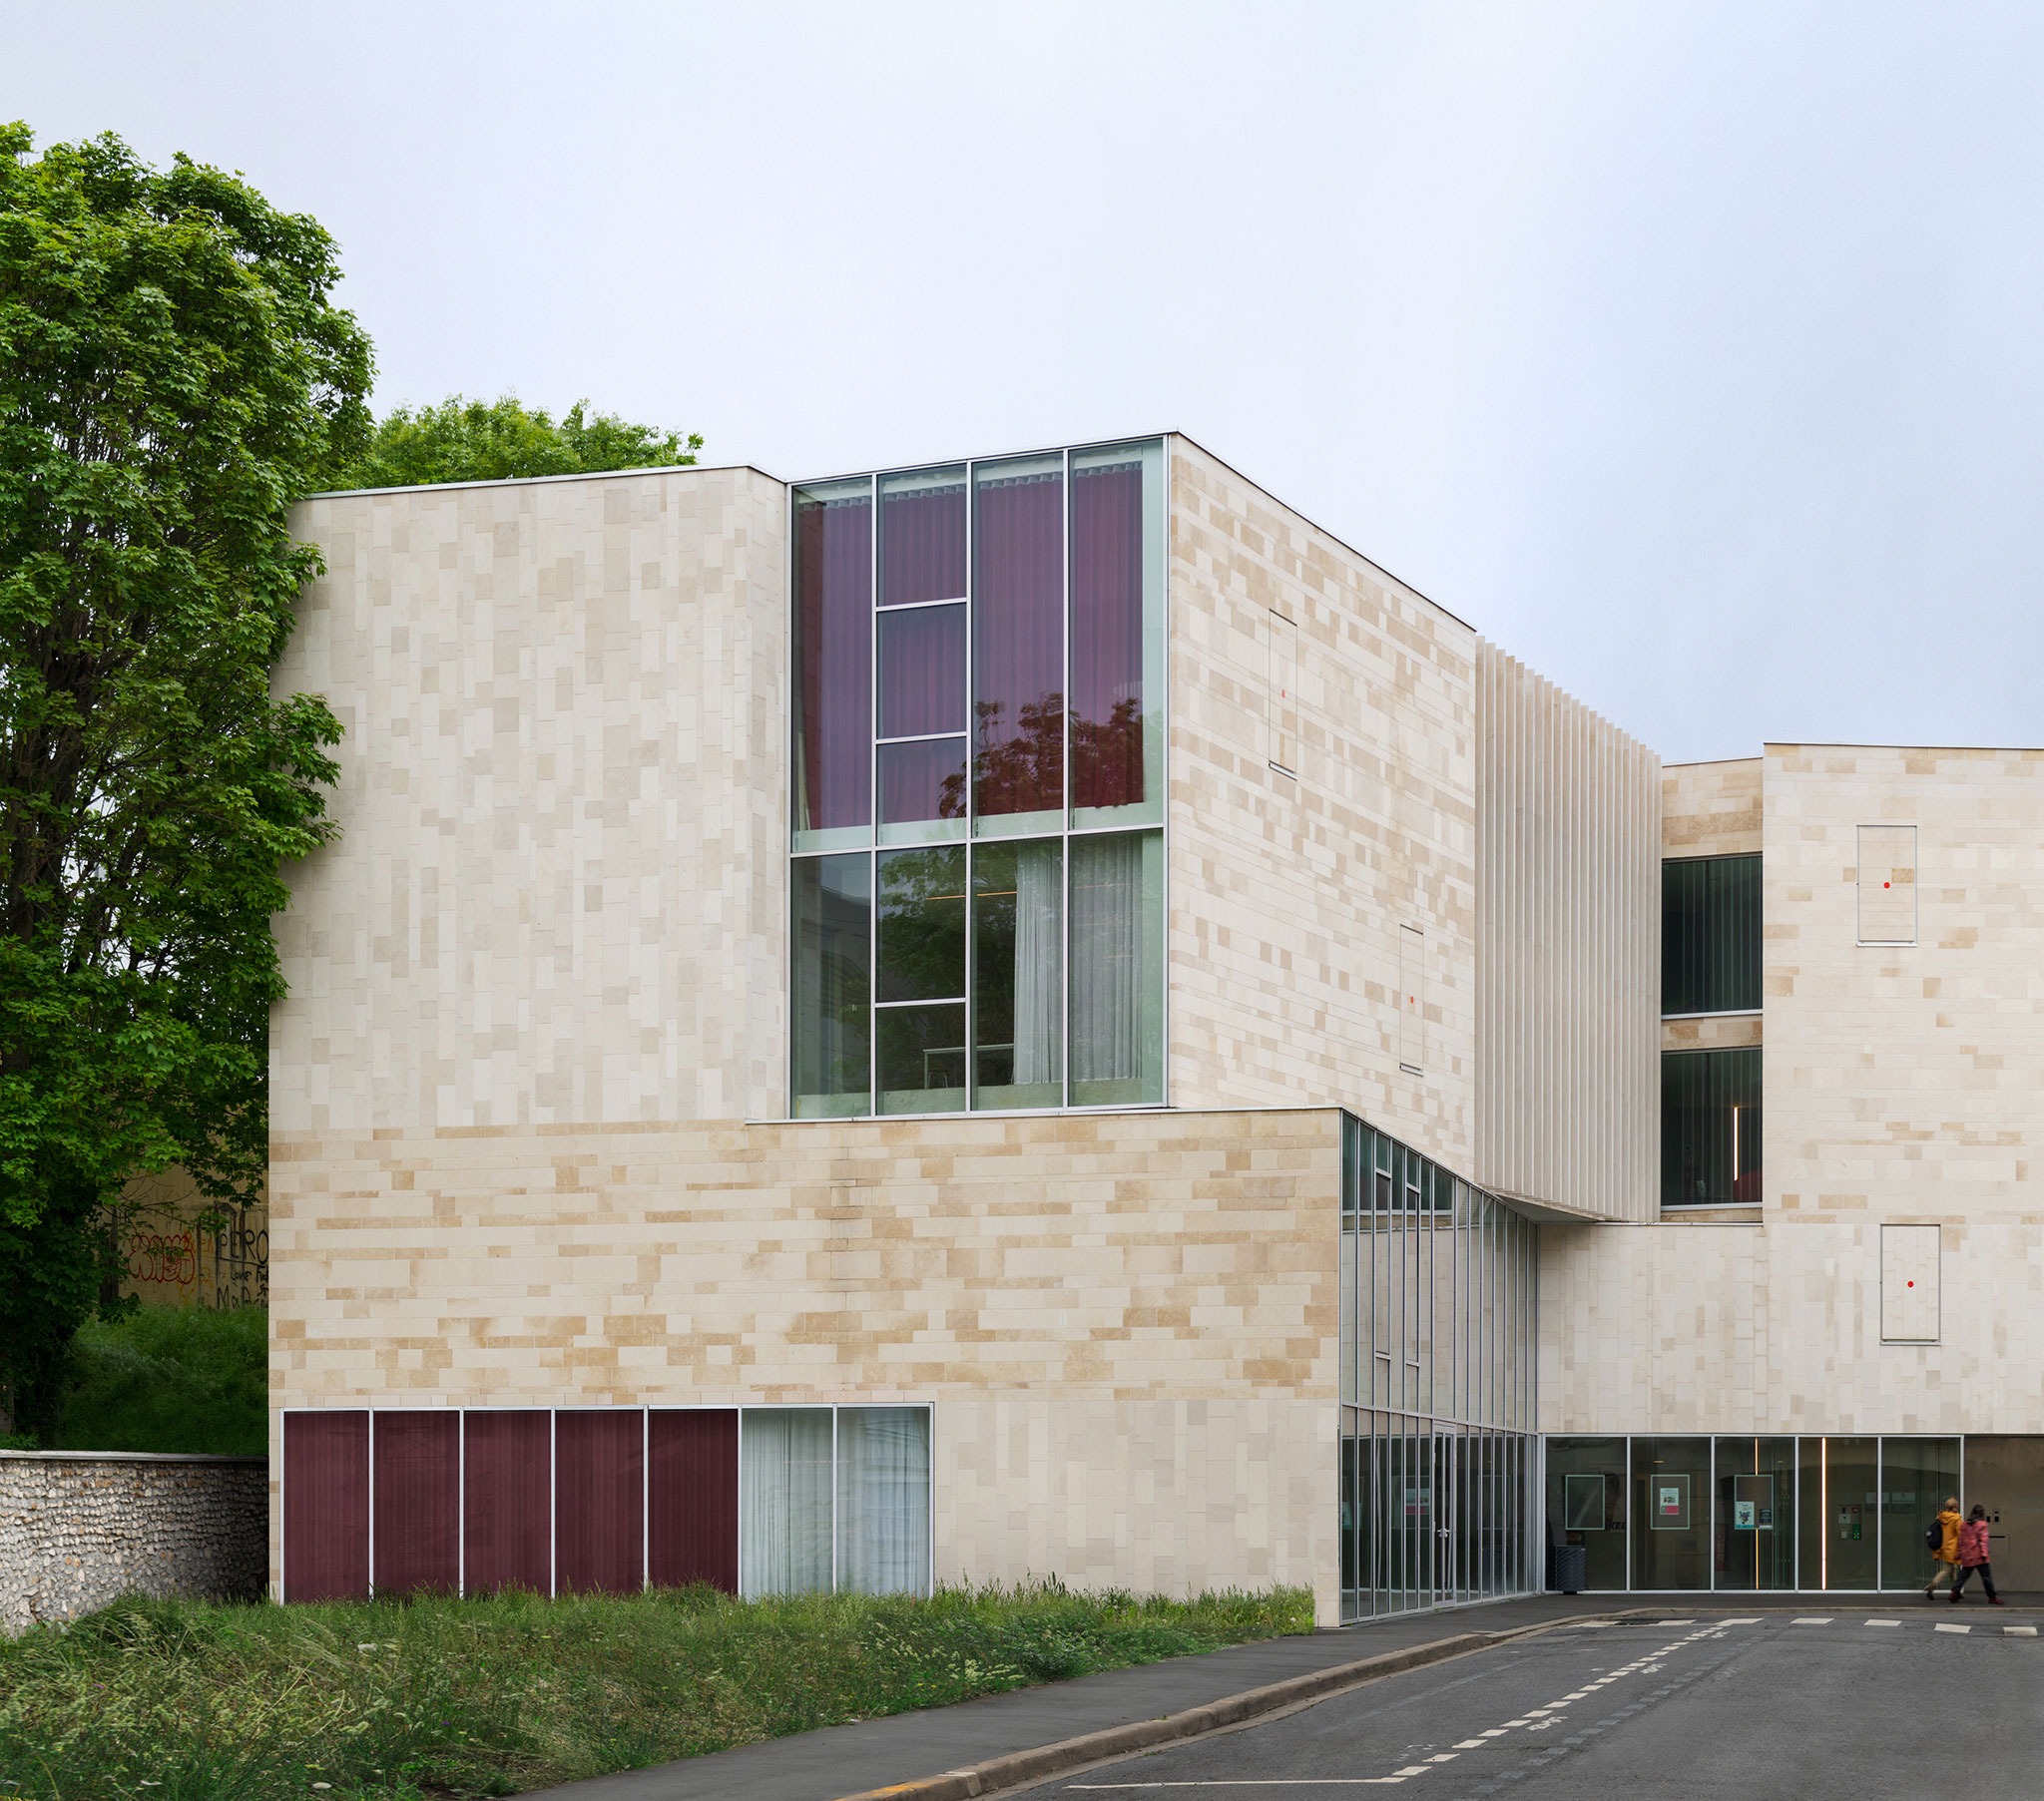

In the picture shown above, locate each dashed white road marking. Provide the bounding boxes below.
[1451,1739,1487,1749]
[1864,1619,1900,1628]
[1655,1618,1695,1625]
[1792,1616,1834,1624]
[1936,1622,1972,1634]
[1721,1616,1761,1625]
[2006,1625,2038,1636]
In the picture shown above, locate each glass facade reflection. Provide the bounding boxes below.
[1339,1118,1540,1621]
[789,440,1166,1117]
[1662,854,1761,1015]
[1662,1046,1763,1206]
[1546,1434,1968,1589]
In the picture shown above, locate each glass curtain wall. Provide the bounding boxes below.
[790,441,1166,1118]
[1339,1116,1540,1622]
[1545,1434,1965,1590]
[1662,854,1761,1015]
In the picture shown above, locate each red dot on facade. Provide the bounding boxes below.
[1884,881,1891,888]
[1907,1280,1915,1288]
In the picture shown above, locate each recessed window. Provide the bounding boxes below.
[789,441,1167,1116]
[1662,1047,1761,1206]
[1662,854,1760,1015]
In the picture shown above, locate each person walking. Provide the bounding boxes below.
[1951,1504,2004,1605]
[1925,1496,1963,1598]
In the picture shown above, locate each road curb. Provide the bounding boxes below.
[830,1620,1594,1801]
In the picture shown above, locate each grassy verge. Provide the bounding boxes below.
[0,1581,1312,1800]
[48,1305,266,1456]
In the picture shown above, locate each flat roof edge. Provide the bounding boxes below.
[300,460,781,501]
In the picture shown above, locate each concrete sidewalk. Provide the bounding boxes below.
[536,1594,1631,1801]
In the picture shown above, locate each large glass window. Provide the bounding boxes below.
[1716,1436,1795,1590]
[789,441,1167,1116]
[1663,854,1761,1015]
[1339,1119,1539,1622]
[1631,1436,1711,1589]
[971,839,1063,1110]
[1662,1046,1762,1206]
[1070,831,1165,1107]
[1545,1436,1628,1591]
[792,478,873,853]
[877,846,967,1114]
[791,854,870,1119]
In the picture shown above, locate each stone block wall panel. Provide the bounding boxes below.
[0,1452,266,1636]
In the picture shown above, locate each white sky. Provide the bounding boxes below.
[12,1,2044,763]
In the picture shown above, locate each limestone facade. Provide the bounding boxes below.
[1542,744,2044,1440]
[268,1108,1341,1617]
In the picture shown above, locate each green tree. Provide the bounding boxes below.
[0,123,370,1436]
[336,392,701,489]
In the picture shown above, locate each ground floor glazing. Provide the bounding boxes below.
[1545,1434,2044,1591]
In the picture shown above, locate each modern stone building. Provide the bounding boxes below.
[269,435,2043,1620]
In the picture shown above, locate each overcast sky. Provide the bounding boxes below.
[11,2,2043,762]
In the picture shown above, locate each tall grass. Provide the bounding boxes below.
[48,1306,266,1457]
[0,1581,1312,1800]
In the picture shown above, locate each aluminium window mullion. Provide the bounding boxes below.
[867,470,881,1119]
[1060,450,1072,1109]
[962,467,976,1113]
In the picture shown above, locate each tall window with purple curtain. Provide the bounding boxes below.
[972,454,1064,832]
[792,477,872,852]
[789,440,1166,1118]
[1071,442,1164,827]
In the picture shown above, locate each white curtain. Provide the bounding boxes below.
[1012,840,1063,1088]
[835,1407,932,1595]
[740,1410,833,1595]
[1071,834,1142,1084]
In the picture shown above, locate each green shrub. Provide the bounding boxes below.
[48,1304,266,1456]
[0,1581,1313,1799]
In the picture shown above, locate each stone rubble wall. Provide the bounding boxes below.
[0,1450,267,1636]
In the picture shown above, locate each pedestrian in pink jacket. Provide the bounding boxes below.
[1950,1504,2004,1604]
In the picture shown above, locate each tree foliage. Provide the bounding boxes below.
[335,392,700,489]
[0,123,370,1433]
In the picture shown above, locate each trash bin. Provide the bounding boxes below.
[1553,1544,1588,1593]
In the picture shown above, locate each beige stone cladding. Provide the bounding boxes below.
[1764,743,2044,1224]
[1544,743,2044,1435]
[1164,439,1477,1170]
[278,466,789,1138]
[1663,757,1762,859]
[269,1109,1342,1619]
[1473,644,1660,1222]
[1539,1216,2044,1435]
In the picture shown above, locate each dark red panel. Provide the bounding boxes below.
[555,1409,645,1594]
[463,1411,553,1594]
[372,1412,459,1595]
[283,1411,369,1601]
[648,1410,739,1592]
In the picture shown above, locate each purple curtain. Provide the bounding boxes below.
[796,493,872,832]
[882,483,966,606]
[1071,463,1145,810]
[973,472,1064,816]
[878,604,965,738]
[879,737,967,823]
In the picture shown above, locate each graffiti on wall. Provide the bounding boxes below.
[118,1169,268,1310]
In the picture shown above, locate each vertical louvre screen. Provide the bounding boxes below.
[283,1411,369,1601]
[463,1411,552,1594]
[372,1412,459,1595]
[649,1410,740,1592]
[555,1411,646,1594]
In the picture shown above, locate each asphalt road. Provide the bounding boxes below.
[1024,1608,2044,1798]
